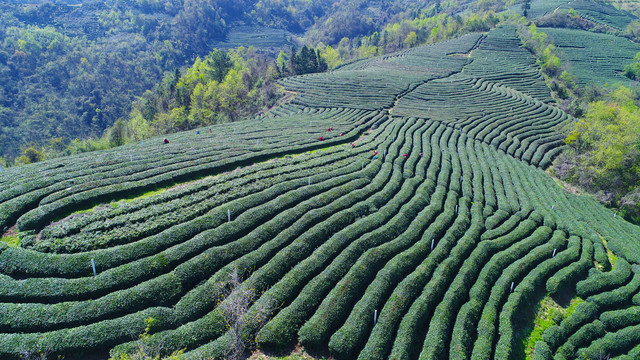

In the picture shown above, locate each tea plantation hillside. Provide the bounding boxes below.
[1,24,640,360]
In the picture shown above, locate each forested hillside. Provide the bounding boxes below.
[0,0,441,161]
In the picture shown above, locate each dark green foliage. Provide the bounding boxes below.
[577,259,632,298]
[546,236,593,295]
[533,341,553,360]
[580,323,640,359]
[288,46,328,76]
[601,306,640,330]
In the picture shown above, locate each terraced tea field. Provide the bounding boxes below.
[207,25,292,49]
[1,25,640,359]
[541,27,640,88]
[527,0,637,30]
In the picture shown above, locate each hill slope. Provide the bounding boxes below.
[1,21,640,360]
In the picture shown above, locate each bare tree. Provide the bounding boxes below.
[217,269,278,360]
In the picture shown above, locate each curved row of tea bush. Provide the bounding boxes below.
[0,107,380,234]
[1,24,640,360]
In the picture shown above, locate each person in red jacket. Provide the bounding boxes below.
[163,138,170,144]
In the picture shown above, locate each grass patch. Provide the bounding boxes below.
[308,143,343,154]
[594,235,618,271]
[121,187,170,203]
[0,235,20,247]
[601,237,618,269]
[524,296,584,359]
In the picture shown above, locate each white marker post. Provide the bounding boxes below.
[455,205,458,215]
[553,248,557,257]
[130,155,133,162]
[228,209,231,222]
[510,282,514,293]
[431,239,435,252]
[374,310,378,325]
[91,259,96,277]
[308,176,311,185]
[234,128,236,133]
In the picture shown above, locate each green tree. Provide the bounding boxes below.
[206,49,233,83]
[624,52,640,80]
[404,31,418,47]
[15,146,45,165]
[107,119,129,147]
